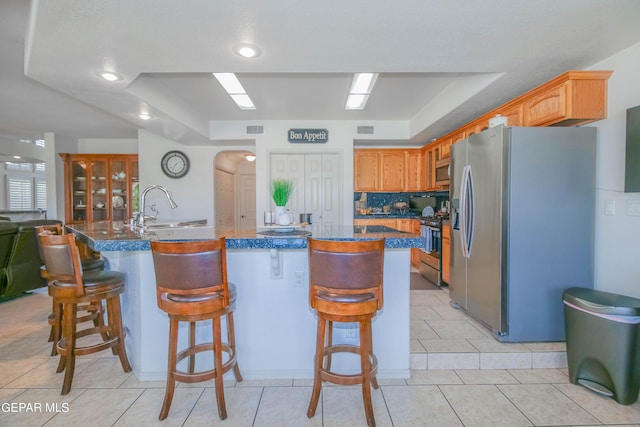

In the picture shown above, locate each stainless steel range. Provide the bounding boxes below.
[418,215,445,286]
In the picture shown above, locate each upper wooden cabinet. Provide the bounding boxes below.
[380,151,405,191]
[61,153,139,224]
[355,149,423,192]
[406,150,424,191]
[500,103,524,127]
[354,151,380,191]
[423,70,612,156]
[522,71,611,126]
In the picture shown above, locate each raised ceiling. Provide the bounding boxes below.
[2,0,640,161]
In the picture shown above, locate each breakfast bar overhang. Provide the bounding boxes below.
[66,222,425,381]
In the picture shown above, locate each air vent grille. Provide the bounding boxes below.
[357,125,374,135]
[246,125,264,134]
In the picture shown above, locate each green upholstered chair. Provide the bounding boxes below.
[0,222,19,297]
[2,219,63,300]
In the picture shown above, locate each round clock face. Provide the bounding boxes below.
[161,150,190,178]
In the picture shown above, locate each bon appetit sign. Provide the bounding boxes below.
[288,128,328,144]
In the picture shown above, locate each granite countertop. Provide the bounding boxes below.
[66,221,425,252]
[353,213,421,220]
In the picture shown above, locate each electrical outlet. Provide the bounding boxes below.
[346,328,357,338]
[294,270,304,287]
[627,199,640,216]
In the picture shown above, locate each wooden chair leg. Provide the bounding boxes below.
[359,319,375,427]
[50,300,62,356]
[160,318,179,420]
[326,320,333,371]
[60,303,77,395]
[106,296,131,372]
[212,316,227,420]
[307,316,326,418]
[188,321,196,374]
[226,311,243,382]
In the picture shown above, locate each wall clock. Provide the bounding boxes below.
[160,150,190,178]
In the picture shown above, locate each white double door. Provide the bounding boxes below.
[270,153,342,227]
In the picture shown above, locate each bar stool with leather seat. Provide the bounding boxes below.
[306,237,385,427]
[36,225,106,356]
[151,238,242,421]
[38,232,131,395]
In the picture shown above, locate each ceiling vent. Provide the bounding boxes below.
[246,125,264,135]
[357,125,374,135]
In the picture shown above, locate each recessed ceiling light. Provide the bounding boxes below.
[13,155,21,159]
[244,154,256,162]
[213,73,256,110]
[233,44,262,58]
[97,71,123,82]
[138,113,152,120]
[345,73,378,110]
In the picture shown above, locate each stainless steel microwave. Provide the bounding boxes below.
[435,157,450,186]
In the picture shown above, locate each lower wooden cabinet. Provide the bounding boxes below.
[442,224,450,285]
[355,218,421,266]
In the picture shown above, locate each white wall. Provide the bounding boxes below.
[587,41,640,298]
[137,130,256,224]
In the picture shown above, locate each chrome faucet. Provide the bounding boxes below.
[136,185,178,228]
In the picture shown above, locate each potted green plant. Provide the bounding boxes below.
[271,179,294,224]
[271,179,294,207]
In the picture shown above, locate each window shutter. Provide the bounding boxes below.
[8,177,33,209]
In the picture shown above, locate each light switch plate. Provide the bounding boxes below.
[604,199,615,216]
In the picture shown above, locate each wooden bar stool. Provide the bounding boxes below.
[38,232,131,395]
[36,225,106,356]
[151,238,242,421]
[306,237,385,427]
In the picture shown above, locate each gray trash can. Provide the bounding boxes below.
[563,287,640,405]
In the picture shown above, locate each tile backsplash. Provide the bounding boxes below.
[354,191,449,214]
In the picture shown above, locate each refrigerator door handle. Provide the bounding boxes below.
[459,164,475,258]
[459,165,470,258]
[466,165,475,257]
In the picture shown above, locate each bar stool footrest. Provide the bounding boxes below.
[173,342,238,384]
[319,344,378,386]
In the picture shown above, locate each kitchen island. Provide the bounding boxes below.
[66,221,424,381]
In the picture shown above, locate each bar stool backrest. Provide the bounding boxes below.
[308,238,385,310]
[151,238,229,308]
[38,233,85,296]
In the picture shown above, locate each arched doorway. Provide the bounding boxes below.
[214,151,256,231]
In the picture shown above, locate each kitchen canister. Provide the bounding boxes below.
[489,114,508,127]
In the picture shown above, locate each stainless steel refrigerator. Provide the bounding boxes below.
[450,126,596,342]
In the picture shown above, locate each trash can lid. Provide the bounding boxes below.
[563,287,640,317]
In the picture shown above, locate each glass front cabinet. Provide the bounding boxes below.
[61,154,139,224]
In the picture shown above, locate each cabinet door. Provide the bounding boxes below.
[523,82,567,126]
[442,225,450,284]
[406,150,424,191]
[354,151,379,191]
[380,151,405,191]
[396,219,414,232]
[424,147,435,190]
[354,218,397,228]
[501,103,524,127]
[439,137,452,159]
[109,158,128,222]
[89,159,109,222]
[70,159,89,222]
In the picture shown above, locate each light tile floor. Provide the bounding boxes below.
[1,288,639,427]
